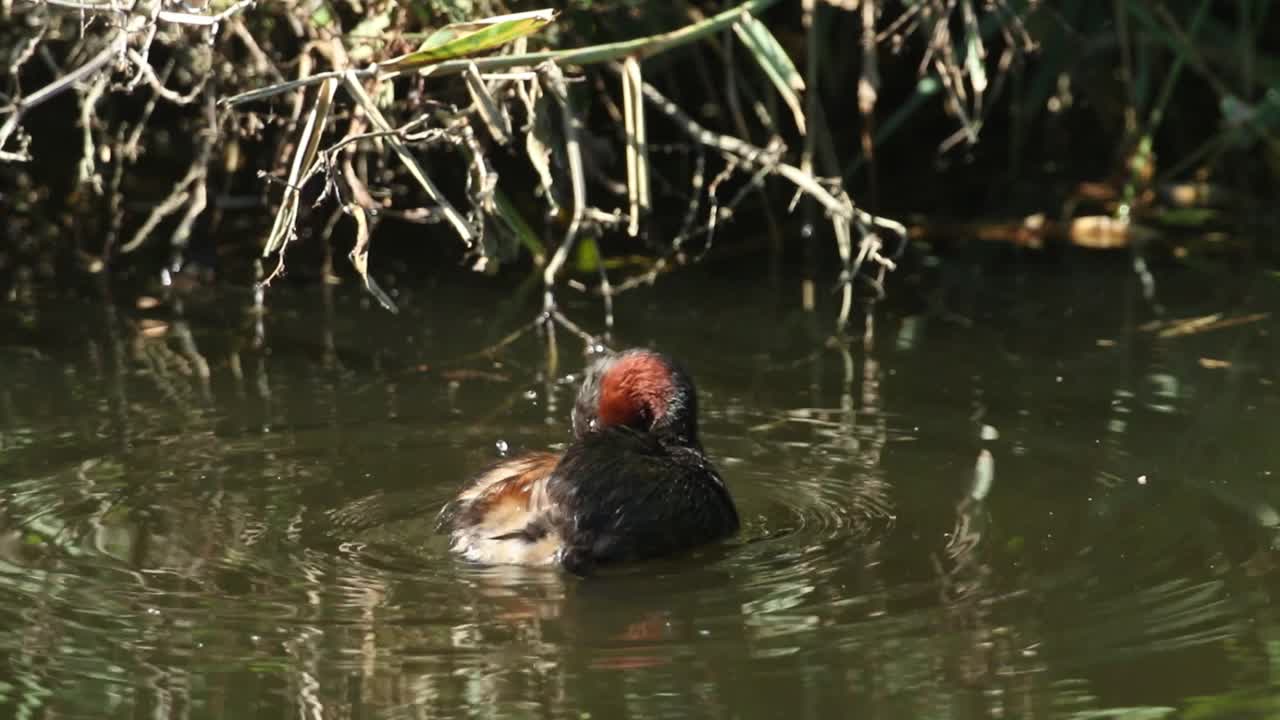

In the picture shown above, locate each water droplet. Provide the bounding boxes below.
[495,440,509,456]
[1137,475,1148,485]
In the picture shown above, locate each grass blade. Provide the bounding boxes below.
[378,9,558,73]
[734,11,806,134]
[493,187,545,265]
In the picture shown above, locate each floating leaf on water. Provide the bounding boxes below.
[379,9,558,72]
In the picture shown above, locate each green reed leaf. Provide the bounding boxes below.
[379,9,558,72]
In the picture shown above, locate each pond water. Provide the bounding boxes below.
[0,256,1276,719]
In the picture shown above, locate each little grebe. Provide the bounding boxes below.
[440,349,739,573]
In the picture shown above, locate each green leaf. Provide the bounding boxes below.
[493,188,545,264]
[347,8,395,64]
[310,5,334,29]
[379,9,558,72]
[1154,207,1218,226]
[574,235,601,273]
[733,12,806,134]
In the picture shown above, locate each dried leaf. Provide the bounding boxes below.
[525,79,568,214]
[347,204,399,314]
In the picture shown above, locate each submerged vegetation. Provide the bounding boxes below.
[0,0,1277,327]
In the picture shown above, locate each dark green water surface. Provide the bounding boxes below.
[1,260,1277,719]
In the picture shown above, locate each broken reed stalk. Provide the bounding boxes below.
[621,56,650,239]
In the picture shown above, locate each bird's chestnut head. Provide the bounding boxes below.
[572,349,700,448]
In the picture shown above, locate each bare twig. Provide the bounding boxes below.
[639,79,902,331]
[343,72,476,246]
[119,183,191,254]
[76,73,108,191]
[640,80,904,239]
[537,61,586,316]
[126,49,207,105]
[0,28,126,161]
[155,0,257,27]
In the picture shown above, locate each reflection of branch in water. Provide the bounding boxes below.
[98,276,133,451]
[321,272,340,373]
[169,316,212,404]
[137,637,194,720]
[542,320,561,426]
[932,443,1044,712]
[842,307,894,619]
